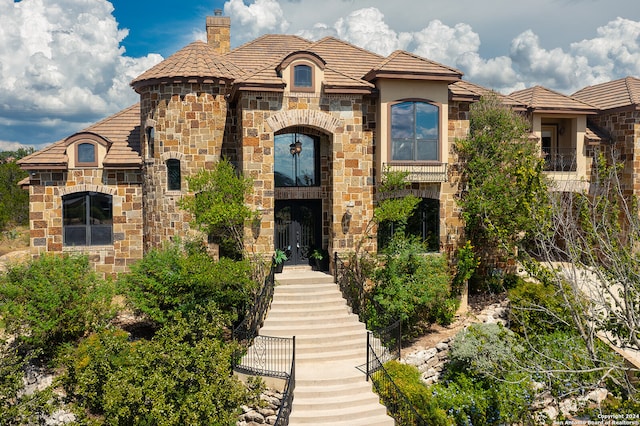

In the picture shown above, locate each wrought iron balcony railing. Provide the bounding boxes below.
[383,162,448,183]
[542,148,577,172]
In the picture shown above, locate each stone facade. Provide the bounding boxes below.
[27,168,143,277]
[589,110,640,197]
[138,82,231,251]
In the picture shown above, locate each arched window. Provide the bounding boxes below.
[390,101,439,162]
[274,132,319,187]
[63,192,113,246]
[292,64,313,91]
[167,159,181,191]
[76,142,97,166]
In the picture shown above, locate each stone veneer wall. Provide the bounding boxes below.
[443,100,469,257]
[238,91,376,258]
[138,82,231,251]
[27,168,143,277]
[589,110,640,198]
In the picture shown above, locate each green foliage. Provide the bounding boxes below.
[366,237,453,334]
[508,278,574,336]
[118,241,256,326]
[0,346,57,425]
[0,254,115,355]
[0,161,29,230]
[451,240,479,295]
[521,330,627,400]
[376,361,452,426]
[456,94,549,264]
[178,159,256,258]
[448,323,524,377]
[61,303,261,425]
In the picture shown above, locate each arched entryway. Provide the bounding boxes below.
[273,128,329,266]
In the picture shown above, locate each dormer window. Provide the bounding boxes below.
[76,142,97,167]
[293,64,312,89]
[279,51,325,94]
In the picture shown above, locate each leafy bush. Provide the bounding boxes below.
[0,160,29,231]
[508,279,574,336]
[0,254,115,355]
[118,241,256,326]
[447,323,524,378]
[377,361,451,425]
[367,237,453,334]
[61,303,261,425]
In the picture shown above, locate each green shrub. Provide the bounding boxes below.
[368,238,452,335]
[118,241,256,326]
[447,323,524,378]
[61,303,261,424]
[0,254,115,355]
[508,279,574,336]
[376,361,451,425]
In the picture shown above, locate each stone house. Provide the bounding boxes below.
[16,12,637,275]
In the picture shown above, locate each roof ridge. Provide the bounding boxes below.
[625,76,640,105]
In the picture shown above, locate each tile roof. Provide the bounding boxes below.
[19,103,141,170]
[449,80,525,109]
[131,41,245,90]
[365,50,462,82]
[572,76,640,111]
[509,86,597,113]
[225,34,312,74]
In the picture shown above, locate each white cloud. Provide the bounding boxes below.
[0,0,162,145]
[333,8,411,56]
[225,0,290,44]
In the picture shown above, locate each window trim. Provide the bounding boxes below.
[62,191,113,247]
[290,63,315,93]
[388,99,441,163]
[75,141,98,167]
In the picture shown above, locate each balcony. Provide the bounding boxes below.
[383,162,448,183]
[542,148,576,172]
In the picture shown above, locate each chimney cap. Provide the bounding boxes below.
[214,9,222,16]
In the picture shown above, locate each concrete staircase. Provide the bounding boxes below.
[256,268,394,426]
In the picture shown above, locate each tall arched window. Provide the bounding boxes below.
[274,132,319,187]
[63,192,113,246]
[390,101,439,161]
[167,159,181,191]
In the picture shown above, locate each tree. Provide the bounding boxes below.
[455,94,550,272]
[178,159,257,259]
[526,152,640,362]
[0,161,29,230]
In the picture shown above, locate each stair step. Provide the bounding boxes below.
[245,271,394,425]
[289,402,389,423]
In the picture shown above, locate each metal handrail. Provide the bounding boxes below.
[333,252,365,316]
[231,261,296,425]
[366,320,426,425]
[274,338,295,426]
[542,148,577,172]
[383,162,448,183]
[368,350,428,426]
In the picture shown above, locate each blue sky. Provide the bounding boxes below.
[1,0,640,151]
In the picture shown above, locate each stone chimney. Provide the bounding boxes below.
[206,9,230,55]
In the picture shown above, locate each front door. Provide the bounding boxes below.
[275,200,321,266]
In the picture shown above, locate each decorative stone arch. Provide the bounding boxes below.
[266,109,342,134]
[160,151,185,162]
[59,184,118,197]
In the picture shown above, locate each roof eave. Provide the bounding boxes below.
[364,70,461,83]
[323,85,374,95]
[131,76,235,92]
[19,163,68,171]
